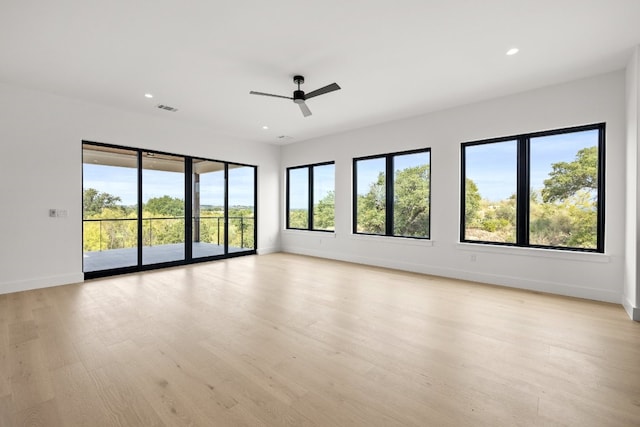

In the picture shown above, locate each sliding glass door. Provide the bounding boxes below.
[82,145,138,272]
[228,164,256,253]
[192,159,226,259]
[142,152,185,265]
[82,142,257,278]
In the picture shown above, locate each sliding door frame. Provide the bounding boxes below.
[82,140,258,279]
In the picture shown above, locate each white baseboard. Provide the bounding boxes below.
[283,246,622,305]
[623,298,640,321]
[257,246,280,255]
[0,272,84,295]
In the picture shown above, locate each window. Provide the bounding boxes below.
[353,149,431,238]
[286,162,335,231]
[461,123,605,252]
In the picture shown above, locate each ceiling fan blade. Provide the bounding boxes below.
[304,83,341,100]
[249,91,293,100]
[298,101,312,117]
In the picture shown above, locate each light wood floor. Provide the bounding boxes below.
[1,253,639,426]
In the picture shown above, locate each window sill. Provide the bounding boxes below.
[283,229,336,237]
[456,242,610,263]
[351,233,434,247]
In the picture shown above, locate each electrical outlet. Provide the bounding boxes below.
[470,254,477,262]
[57,209,68,217]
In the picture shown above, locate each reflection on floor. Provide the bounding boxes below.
[83,242,251,272]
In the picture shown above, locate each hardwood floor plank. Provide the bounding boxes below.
[32,306,80,370]
[108,339,217,427]
[13,398,64,427]
[50,362,119,427]
[8,340,54,412]
[74,333,117,371]
[8,320,38,346]
[0,321,9,397]
[89,363,166,427]
[4,292,31,324]
[0,394,12,427]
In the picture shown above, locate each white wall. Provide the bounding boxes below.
[0,83,281,294]
[625,47,640,320]
[281,71,626,304]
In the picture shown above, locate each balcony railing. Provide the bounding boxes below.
[83,216,254,251]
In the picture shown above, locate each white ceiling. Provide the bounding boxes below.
[1,0,639,145]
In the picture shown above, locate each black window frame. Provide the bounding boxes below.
[460,123,605,253]
[352,148,431,239]
[285,161,335,232]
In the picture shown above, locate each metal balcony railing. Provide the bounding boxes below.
[82,216,254,251]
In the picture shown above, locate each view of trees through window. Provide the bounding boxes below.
[287,162,335,231]
[83,144,256,274]
[83,189,255,253]
[142,153,185,264]
[354,149,430,238]
[464,140,517,243]
[287,167,310,229]
[462,125,604,251]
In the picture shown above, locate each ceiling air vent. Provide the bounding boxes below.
[157,104,178,112]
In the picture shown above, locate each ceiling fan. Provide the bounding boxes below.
[250,75,341,117]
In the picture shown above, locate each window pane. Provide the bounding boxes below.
[464,141,517,243]
[312,164,335,231]
[393,152,430,237]
[529,130,599,249]
[82,145,138,272]
[142,153,185,265]
[192,159,225,258]
[228,165,255,252]
[288,168,309,229]
[355,157,386,234]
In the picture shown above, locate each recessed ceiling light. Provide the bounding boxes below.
[262,125,269,130]
[506,48,519,56]
[144,93,154,98]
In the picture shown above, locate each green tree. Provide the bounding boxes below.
[541,146,597,203]
[393,165,430,237]
[313,191,335,230]
[83,207,136,251]
[288,209,309,229]
[357,172,386,234]
[564,190,597,247]
[83,188,122,218]
[465,178,481,226]
[144,196,185,216]
[229,207,254,248]
[533,146,599,249]
[357,165,430,236]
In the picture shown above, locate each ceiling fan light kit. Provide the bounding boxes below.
[250,75,341,117]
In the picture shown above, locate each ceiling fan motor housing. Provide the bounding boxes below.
[293,90,305,103]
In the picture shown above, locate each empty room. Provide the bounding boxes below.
[1,1,640,426]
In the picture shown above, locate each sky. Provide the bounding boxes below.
[288,152,432,210]
[83,164,255,206]
[465,129,598,201]
[355,151,430,195]
[288,164,335,210]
